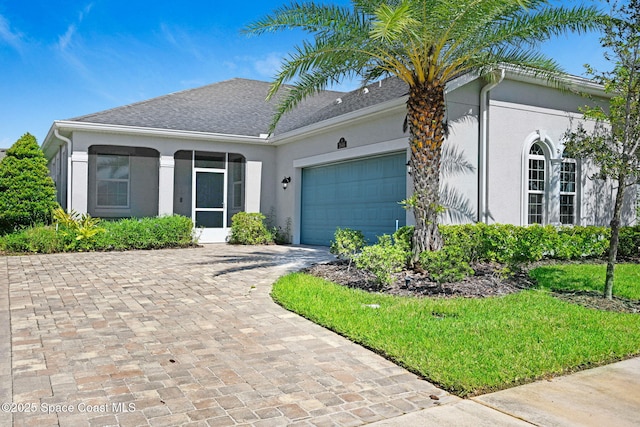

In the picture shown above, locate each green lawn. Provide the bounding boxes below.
[271,266,640,397]
[529,263,640,300]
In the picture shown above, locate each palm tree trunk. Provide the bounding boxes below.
[407,82,446,264]
[604,175,626,299]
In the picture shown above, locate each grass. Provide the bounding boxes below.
[529,263,640,300]
[271,268,640,397]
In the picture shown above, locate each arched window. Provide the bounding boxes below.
[527,142,547,224]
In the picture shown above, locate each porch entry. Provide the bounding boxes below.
[174,151,245,243]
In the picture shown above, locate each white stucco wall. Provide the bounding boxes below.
[485,79,625,226]
[69,131,277,222]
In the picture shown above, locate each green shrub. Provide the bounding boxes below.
[228,212,274,245]
[419,246,475,283]
[0,133,57,234]
[392,226,414,254]
[330,228,366,269]
[95,215,194,250]
[439,223,610,265]
[618,225,640,258]
[1,215,194,253]
[0,226,68,254]
[355,235,407,285]
[53,207,105,251]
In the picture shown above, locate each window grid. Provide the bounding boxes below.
[96,154,130,208]
[560,160,577,224]
[528,194,544,224]
[527,143,546,224]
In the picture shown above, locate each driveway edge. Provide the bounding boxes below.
[0,256,12,426]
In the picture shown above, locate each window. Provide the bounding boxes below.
[560,158,577,224]
[527,143,546,224]
[96,154,129,207]
[230,155,245,210]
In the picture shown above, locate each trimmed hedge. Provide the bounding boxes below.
[0,215,194,254]
[94,215,194,250]
[618,225,640,259]
[439,223,610,264]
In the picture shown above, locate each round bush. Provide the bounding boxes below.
[0,133,57,234]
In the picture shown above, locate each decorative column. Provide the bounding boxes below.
[245,161,262,213]
[158,155,175,216]
[70,151,89,214]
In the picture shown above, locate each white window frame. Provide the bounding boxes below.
[560,158,578,225]
[96,154,130,208]
[526,142,548,225]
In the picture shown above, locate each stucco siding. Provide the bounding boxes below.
[439,81,481,224]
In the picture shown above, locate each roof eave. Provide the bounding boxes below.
[46,120,270,147]
[502,66,608,97]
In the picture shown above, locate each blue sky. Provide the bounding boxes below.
[0,0,609,147]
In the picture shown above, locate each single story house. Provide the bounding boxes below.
[41,68,637,245]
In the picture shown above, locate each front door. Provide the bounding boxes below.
[194,167,228,243]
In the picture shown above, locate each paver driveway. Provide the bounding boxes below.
[0,245,448,427]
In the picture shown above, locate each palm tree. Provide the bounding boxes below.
[245,0,604,263]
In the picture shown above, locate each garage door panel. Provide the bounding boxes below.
[301,152,407,245]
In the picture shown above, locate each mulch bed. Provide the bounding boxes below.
[302,260,640,314]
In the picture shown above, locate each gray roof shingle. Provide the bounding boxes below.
[69,77,410,137]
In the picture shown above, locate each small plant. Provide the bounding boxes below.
[274,217,293,244]
[355,235,407,285]
[53,207,105,251]
[228,212,274,245]
[330,228,366,270]
[419,246,474,283]
[393,226,414,254]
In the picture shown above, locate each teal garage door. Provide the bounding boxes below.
[301,152,407,246]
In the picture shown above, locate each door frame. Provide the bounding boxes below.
[191,152,229,243]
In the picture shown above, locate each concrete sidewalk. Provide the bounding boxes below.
[369,356,640,426]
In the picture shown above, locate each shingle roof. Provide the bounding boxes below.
[69,77,410,137]
[279,77,409,132]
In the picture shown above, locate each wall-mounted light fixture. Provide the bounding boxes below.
[281,176,291,190]
[406,161,412,175]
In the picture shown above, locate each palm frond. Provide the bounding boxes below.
[242,2,359,36]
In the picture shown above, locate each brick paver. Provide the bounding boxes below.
[0,245,450,426]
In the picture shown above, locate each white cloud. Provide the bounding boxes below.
[253,52,284,78]
[223,60,237,71]
[56,2,93,52]
[78,3,94,21]
[0,14,25,52]
[57,24,76,51]
[160,23,204,61]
